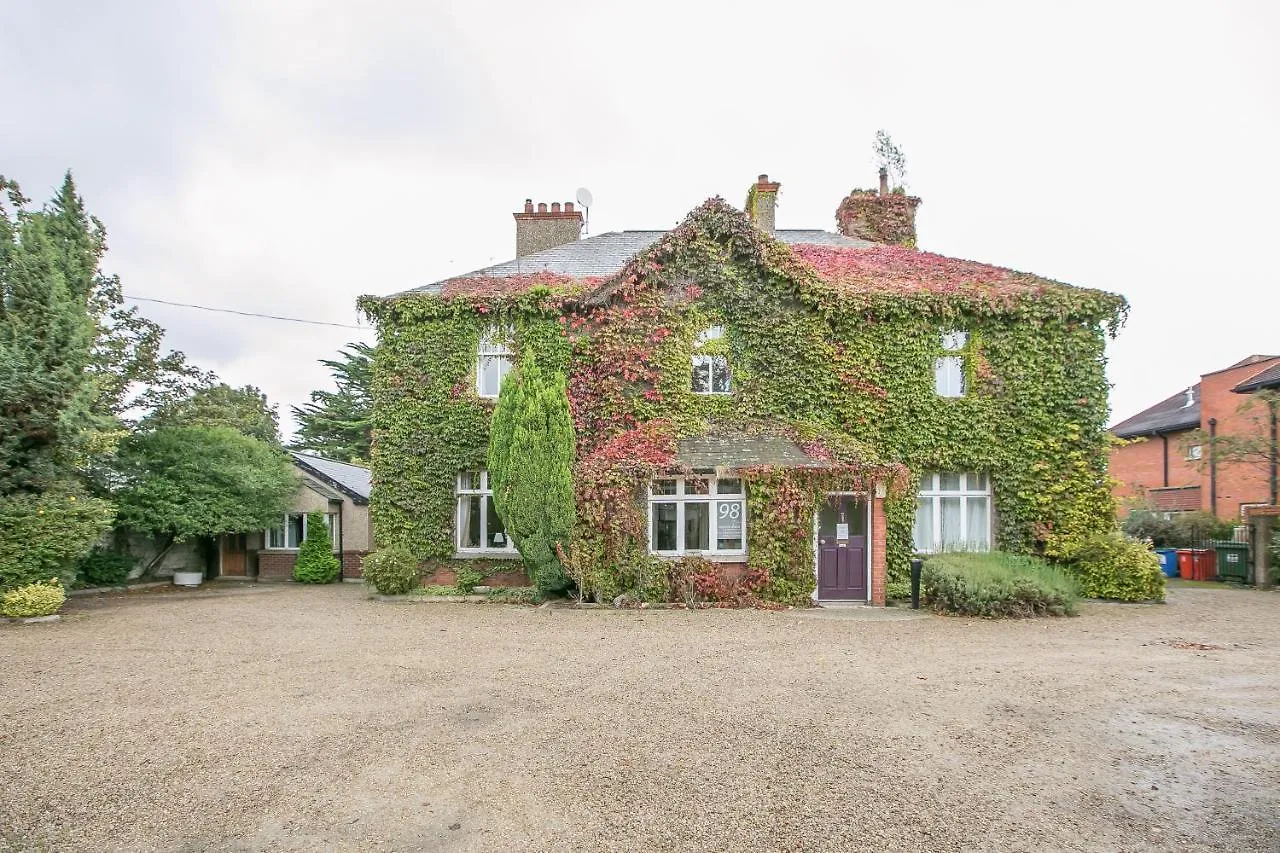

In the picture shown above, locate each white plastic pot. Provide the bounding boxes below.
[172,571,204,587]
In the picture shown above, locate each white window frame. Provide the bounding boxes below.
[455,470,518,555]
[934,330,967,398]
[647,475,747,556]
[692,326,731,395]
[913,472,991,553]
[265,512,339,551]
[476,327,513,398]
[1187,444,1203,461]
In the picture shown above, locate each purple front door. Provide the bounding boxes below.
[817,494,868,601]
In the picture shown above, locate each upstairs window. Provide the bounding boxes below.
[692,326,731,395]
[476,327,513,398]
[934,330,967,398]
[913,472,990,552]
[648,476,745,555]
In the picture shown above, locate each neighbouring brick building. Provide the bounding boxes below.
[1110,354,1280,519]
[218,452,374,581]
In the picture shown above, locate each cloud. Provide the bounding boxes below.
[2,0,1277,440]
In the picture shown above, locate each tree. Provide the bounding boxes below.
[293,511,340,583]
[113,425,297,573]
[0,175,96,494]
[874,130,908,192]
[291,342,373,463]
[487,351,576,594]
[146,383,281,446]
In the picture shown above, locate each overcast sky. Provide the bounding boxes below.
[3,1,1277,439]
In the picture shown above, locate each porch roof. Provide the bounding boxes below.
[675,434,833,470]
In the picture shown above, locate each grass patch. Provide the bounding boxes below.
[923,552,1081,618]
[485,586,540,604]
[412,584,466,597]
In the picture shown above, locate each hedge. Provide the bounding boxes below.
[922,551,1081,618]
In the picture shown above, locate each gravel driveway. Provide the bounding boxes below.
[2,583,1278,852]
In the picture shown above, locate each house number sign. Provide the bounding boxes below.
[718,502,742,539]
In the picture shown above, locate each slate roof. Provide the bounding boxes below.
[675,434,832,470]
[1234,362,1280,393]
[397,229,874,296]
[289,452,372,504]
[1111,385,1201,438]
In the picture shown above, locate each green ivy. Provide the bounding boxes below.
[360,200,1125,603]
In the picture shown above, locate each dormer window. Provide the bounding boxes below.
[692,326,731,395]
[934,330,967,398]
[476,326,513,398]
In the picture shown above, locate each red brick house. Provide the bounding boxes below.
[1110,355,1280,519]
[218,452,374,580]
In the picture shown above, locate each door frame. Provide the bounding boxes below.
[811,491,872,603]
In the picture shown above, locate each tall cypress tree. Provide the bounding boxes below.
[291,342,374,463]
[0,178,95,494]
[488,349,576,595]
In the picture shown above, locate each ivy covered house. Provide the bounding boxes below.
[359,173,1126,605]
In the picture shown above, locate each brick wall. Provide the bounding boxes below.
[1111,356,1280,519]
[258,551,366,581]
[871,497,887,606]
[1199,359,1280,518]
[1110,429,1200,511]
[257,552,297,581]
[341,551,366,579]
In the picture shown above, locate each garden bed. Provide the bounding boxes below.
[922,552,1081,618]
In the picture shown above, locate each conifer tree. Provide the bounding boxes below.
[293,511,341,584]
[291,343,374,463]
[488,349,576,594]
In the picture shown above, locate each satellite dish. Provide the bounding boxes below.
[575,187,593,235]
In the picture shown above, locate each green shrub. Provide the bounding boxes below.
[292,512,340,584]
[885,579,911,602]
[1121,511,1178,548]
[1170,511,1234,546]
[0,492,114,591]
[454,567,484,593]
[75,549,135,588]
[1067,532,1165,601]
[1,579,67,618]
[360,547,420,595]
[922,552,1081,618]
[486,586,539,604]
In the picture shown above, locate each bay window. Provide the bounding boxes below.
[456,470,516,554]
[913,472,990,552]
[648,475,746,555]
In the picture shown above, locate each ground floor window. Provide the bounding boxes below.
[266,512,339,550]
[456,470,516,553]
[648,475,746,555]
[913,472,990,552]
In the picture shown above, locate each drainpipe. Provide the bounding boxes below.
[1208,418,1218,515]
[336,500,345,581]
[1158,432,1169,487]
[1270,401,1278,505]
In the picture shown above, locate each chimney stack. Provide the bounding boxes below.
[835,171,922,248]
[514,197,583,257]
[747,174,781,234]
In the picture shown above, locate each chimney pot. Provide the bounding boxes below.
[758,174,769,184]
[551,202,561,213]
[524,199,534,213]
[878,167,889,197]
[565,201,574,212]
[537,202,547,213]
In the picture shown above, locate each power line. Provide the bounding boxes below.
[123,294,370,330]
